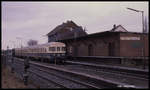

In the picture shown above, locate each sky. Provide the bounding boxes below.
[2,1,149,50]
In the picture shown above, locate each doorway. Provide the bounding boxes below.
[88,44,93,56]
[108,42,115,56]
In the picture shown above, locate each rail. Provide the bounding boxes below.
[1,55,148,88]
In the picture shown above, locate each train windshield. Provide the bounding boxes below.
[62,47,66,51]
[49,47,56,51]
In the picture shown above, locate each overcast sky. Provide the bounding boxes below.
[2,1,148,50]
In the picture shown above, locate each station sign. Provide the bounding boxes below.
[120,37,140,40]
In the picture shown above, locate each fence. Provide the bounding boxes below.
[1,54,29,86]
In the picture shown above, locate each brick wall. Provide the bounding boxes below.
[64,32,148,57]
[120,33,149,57]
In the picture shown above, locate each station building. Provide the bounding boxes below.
[47,20,87,42]
[47,21,149,58]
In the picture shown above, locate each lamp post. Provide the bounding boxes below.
[16,37,23,58]
[127,7,146,69]
[127,8,145,33]
[16,37,23,48]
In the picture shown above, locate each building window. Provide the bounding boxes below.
[88,44,93,56]
[69,46,72,53]
[108,42,115,56]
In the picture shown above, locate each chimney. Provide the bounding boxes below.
[111,24,116,31]
[67,20,71,23]
[113,24,116,29]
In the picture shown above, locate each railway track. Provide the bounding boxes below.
[29,61,122,88]
[14,61,97,88]
[61,64,148,88]
[29,65,100,88]
[37,61,148,88]
[13,59,65,88]
[12,57,148,88]
[65,61,149,79]
[13,58,122,88]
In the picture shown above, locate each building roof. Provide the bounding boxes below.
[110,24,128,32]
[59,25,148,42]
[15,42,65,50]
[47,20,80,36]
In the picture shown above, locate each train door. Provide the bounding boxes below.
[88,44,93,56]
[108,42,115,56]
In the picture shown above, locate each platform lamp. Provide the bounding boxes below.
[10,40,16,49]
[126,7,146,69]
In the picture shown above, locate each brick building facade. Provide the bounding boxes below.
[60,25,149,57]
[47,21,148,57]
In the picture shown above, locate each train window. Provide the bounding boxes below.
[57,47,60,51]
[52,47,56,51]
[62,47,66,51]
[49,47,51,51]
[37,49,39,52]
[49,47,56,51]
[41,48,42,52]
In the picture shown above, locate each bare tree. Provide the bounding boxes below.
[27,39,38,46]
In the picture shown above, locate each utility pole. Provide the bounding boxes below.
[127,7,146,69]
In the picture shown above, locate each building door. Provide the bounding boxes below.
[108,42,115,56]
[74,46,78,57]
[88,44,93,56]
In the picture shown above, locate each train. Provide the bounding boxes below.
[12,42,66,63]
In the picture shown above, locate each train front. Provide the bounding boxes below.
[47,42,66,63]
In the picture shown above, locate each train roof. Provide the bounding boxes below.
[15,42,65,50]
